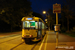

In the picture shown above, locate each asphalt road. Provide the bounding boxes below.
[0,33,42,50]
[0,31,75,50]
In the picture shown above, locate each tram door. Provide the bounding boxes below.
[37,20,42,39]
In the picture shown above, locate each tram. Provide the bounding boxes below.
[21,17,46,43]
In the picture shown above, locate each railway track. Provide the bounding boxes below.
[10,42,25,50]
[31,42,38,50]
[10,41,40,50]
[0,35,21,44]
[0,33,21,39]
[0,34,42,50]
[10,40,41,50]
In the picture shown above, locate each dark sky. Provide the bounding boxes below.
[30,0,63,15]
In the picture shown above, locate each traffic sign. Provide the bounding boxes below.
[53,3,61,13]
[54,25,60,32]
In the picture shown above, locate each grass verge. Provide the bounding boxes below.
[62,32,75,38]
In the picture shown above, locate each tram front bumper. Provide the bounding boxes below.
[22,35,34,39]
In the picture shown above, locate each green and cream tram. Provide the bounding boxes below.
[21,17,46,43]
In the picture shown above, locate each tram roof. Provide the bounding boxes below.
[21,17,42,21]
[21,16,46,25]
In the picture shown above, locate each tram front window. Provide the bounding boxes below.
[23,21,38,29]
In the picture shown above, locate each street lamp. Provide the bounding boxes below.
[43,11,50,31]
[43,11,46,14]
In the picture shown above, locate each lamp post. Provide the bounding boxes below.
[43,11,50,31]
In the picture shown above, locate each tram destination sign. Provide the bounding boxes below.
[26,18,33,20]
[53,3,61,13]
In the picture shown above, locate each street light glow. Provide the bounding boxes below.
[42,11,50,31]
[43,11,46,14]
[46,22,47,23]
[45,19,47,21]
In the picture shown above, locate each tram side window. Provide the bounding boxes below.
[42,23,44,29]
[35,22,38,29]
[39,22,42,29]
[35,22,42,29]
[23,21,30,29]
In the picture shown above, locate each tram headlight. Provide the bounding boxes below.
[30,35,32,37]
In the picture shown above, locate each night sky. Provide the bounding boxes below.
[30,0,63,15]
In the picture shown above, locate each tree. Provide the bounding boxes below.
[47,9,55,30]
[62,0,75,32]
[0,0,32,32]
[59,5,67,28]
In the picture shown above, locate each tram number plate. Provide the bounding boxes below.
[26,35,29,37]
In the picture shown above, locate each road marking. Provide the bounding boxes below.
[44,33,48,50]
[39,34,47,50]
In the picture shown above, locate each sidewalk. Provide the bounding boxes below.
[39,31,75,50]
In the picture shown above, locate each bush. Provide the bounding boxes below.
[61,27,67,33]
[71,27,75,33]
[71,30,75,33]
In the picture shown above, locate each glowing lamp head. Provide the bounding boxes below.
[43,11,46,14]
